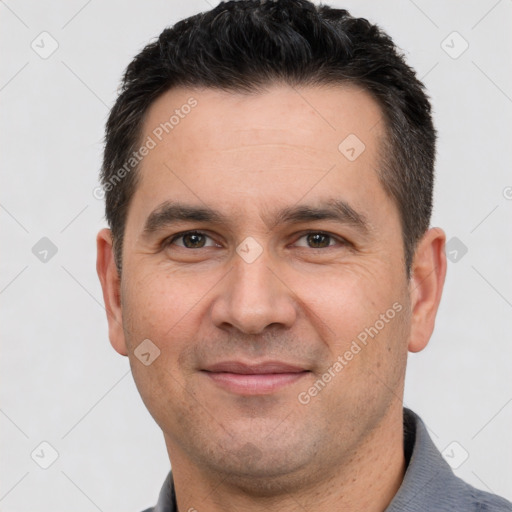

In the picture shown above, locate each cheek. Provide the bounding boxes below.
[120,269,207,426]
[121,267,216,348]
[296,262,403,339]
[294,260,410,397]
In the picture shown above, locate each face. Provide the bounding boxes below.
[97,84,444,492]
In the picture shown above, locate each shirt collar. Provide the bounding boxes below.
[153,469,175,512]
[385,408,459,511]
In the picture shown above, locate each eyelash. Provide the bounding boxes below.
[164,230,349,249]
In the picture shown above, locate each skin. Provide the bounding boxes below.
[97,84,446,512]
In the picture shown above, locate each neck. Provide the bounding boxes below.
[165,405,406,512]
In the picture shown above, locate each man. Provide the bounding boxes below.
[96,1,511,511]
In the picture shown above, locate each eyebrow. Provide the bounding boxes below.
[142,199,371,236]
[266,199,370,233]
[142,202,226,234]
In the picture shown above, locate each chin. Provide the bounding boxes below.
[191,432,324,497]
[206,457,316,498]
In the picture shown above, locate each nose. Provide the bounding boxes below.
[210,249,298,335]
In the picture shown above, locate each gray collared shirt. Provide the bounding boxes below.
[142,408,512,512]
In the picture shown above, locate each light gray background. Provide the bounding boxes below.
[1,1,511,511]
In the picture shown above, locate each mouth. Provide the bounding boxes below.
[201,361,310,395]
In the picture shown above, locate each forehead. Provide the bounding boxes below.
[128,83,392,230]
[142,83,384,157]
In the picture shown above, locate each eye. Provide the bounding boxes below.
[293,231,346,249]
[166,231,219,249]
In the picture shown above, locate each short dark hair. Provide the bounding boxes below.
[101,0,436,275]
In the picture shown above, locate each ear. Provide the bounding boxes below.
[96,228,128,356]
[408,227,447,353]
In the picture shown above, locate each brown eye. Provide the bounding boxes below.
[293,231,352,249]
[294,232,341,249]
[306,233,331,248]
[182,232,206,248]
[169,231,217,249]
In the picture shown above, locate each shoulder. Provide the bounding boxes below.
[453,477,512,511]
[386,409,512,512]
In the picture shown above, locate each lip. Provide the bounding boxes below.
[201,360,310,395]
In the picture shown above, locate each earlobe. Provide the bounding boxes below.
[96,228,128,356]
[408,227,447,353]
